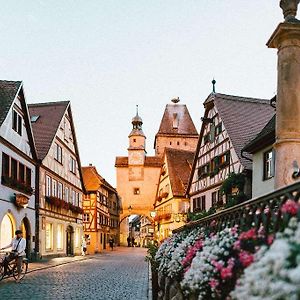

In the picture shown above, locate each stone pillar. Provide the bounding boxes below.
[267,1,300,188]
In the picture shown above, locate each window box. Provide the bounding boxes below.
[1,175,33,196]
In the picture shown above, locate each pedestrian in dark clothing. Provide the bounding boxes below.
[127,236,131,247]
[109,237,114,251]
[131,237,135,247]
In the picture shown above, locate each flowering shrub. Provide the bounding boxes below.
[231,217,300,300]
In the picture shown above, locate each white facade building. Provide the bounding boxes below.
[0,81,37,258]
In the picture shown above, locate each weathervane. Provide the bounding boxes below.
[212,79,216,93]
[280,0,300,22]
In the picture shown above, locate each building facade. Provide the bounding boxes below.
[154,148,194,240]
[0,81,37,258]
[154,98,199,156]
[29,101,84,257]
[243,115,276,198]
[82,165,119,253]
[187,93,275,212]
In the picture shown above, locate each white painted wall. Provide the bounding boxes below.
[252,146,275,198]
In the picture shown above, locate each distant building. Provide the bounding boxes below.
[140,215,154,247]
[115,99,198,244]
[29,101,84,257]
[187,93,275,212]
[154,98,199,156]
[82,165,120,253]
[154,148,194,240]
[0,81,37,259]
[242,114,276,198]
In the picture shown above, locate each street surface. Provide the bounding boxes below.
[0,247,148,300]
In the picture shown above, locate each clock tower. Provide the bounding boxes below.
[128,106,146,166]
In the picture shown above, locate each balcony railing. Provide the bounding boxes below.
[173,181,300,236]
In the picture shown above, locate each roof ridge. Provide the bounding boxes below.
[215,93,270,104]
[28,100,70,107]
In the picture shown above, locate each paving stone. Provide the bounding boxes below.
[0,247,148,300]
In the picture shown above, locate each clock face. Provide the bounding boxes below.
[129,152,143,165]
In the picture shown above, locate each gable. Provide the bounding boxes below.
[0,82,37,160]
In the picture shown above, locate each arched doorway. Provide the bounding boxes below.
[0,214,15,248]
[66,225,74,256]
[21,217,31,259]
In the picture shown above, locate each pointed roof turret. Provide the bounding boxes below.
[129,105,145,137]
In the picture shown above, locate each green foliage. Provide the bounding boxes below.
[220,172,246,196]
[145,242,159,271]
[188,207,216,222]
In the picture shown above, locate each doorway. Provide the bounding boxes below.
[66,225,74,256]
[21,217,31,259]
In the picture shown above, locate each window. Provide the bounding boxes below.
[0,214,14,249]
[169,142,172,145]
[46,176,51,197]
[212,191,217,207]
[19,163,25,183]
[133,188,140,195]
[215,123,222,135]
[45,223,53,250]
[12,110,22,135]
[2,153,10,177]
[55,143,62,164]
[30,115,39,123]
[133,139,136,143]
[65,187,69,202]
[57,182,63,199]
[57,224,63,250]
[177,141,180,146]
[72,190,76,205]
[11,158,17,180]
[76,192,80,206]
[193,196,206,212]
[203,133,210,144]
[173,113,179,129]
[52,180,57,197]
[83,214,90,222]
[198,164,210,179]
[263,149,274,180]
[70,157,76,174]
[25,167,31,186]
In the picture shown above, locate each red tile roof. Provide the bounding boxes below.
[115,156,162,167]
[82,166,117,193]
[156,104,198,136]
[28,101,69,160]
[165,148,195,197]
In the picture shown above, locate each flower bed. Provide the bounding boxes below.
[45,196,83,214]
[1,175,33,195]
[153,198,300,300]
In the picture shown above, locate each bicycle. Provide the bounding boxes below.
[0,251,28,282]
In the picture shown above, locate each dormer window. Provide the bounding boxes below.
[12,110,22,135]
[173,113,179,129]
[133,139,136,143]
[31,115,40,123]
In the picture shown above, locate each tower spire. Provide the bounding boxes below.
[212,79,216,93]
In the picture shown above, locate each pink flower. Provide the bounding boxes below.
[238,228,256,241]
[267,234,274,245]
[209,278,219,289]
[231,225,238,235]
[212,260,224,271]
[220,266,233,280]
[239,251,254,267]
[281,200,299,216]
[233,240,241,250]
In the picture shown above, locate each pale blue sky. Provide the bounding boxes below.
[1,1,283,185]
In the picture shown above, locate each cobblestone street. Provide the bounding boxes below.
[0,247,148,300]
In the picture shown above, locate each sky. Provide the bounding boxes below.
[0,1,283,186]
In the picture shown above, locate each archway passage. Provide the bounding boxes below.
[0,214,15,248]
[21,217,31,259]
[66,226,74,256]
[119,214,155,247]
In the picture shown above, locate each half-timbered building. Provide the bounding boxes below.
[154,148,194,240]
[0,81,37,259]
[82,165,119,253]
[187,93,275,212]
[29,101,84,257]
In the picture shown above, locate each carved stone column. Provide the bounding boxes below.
[267,1,300,188]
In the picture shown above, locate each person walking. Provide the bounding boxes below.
[127,236,131,247]
[0,230,26,283]
[131,236,135,247]
[81,237,87,256]
[108,237,114,251]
